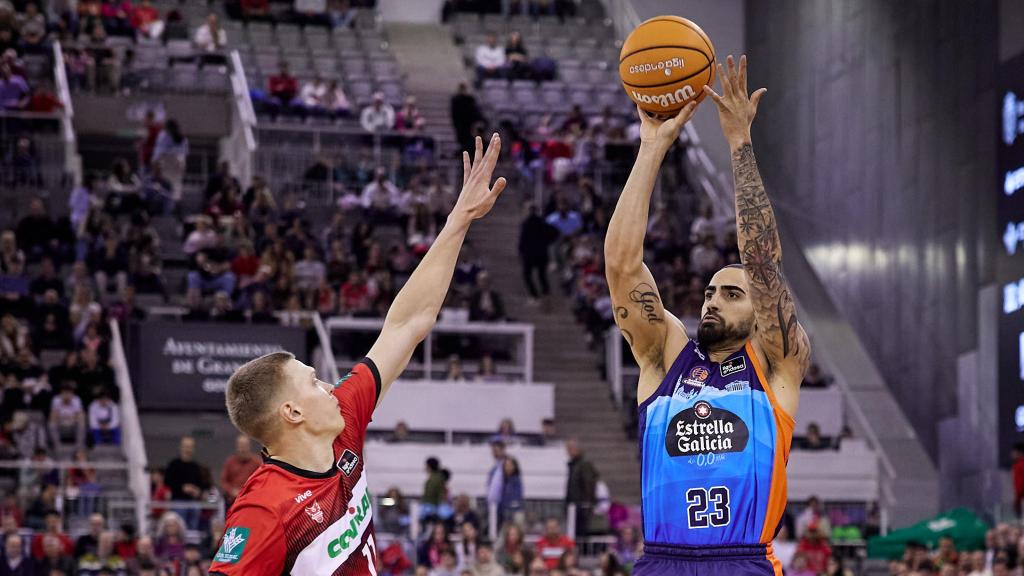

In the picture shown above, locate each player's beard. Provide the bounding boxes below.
[697,313,753,350]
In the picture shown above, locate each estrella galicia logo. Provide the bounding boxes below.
[720,356,746,378]
[337,449,359,476]
[665,403,749,457]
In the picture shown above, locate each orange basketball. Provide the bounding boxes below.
[619,16,716,116]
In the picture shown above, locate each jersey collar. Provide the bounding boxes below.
[262,454,338,480]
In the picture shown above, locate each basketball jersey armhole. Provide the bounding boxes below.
[744,342,796,430]
[637,338,695,412]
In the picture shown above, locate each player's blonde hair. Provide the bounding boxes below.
[225,351,294,444]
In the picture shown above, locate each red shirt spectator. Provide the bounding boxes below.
[131,0,160,31]
[340,272,372,313]
[150,468,172,520]
[31,513,74,560]
[240,0,270,17]
[1013,444,1024,516]
[268,63,298,103]
[231,247,260,282]
[26,87,63,114]
[796,525,831,574]
[219,435,261,501]
[534,519,575,570]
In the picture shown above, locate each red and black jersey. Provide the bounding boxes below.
[210,359,381,576]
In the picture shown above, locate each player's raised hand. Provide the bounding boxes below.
[638,100,698,154]
[453,133,508,221]
[703,55,766,149]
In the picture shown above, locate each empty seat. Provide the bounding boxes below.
[313,57,338,74]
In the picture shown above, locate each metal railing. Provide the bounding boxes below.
[109,319,150,535]
[313,311,341,383]
[226,49,257,188]
[0,460,132,529]
[52,41,79,181]
[325,316,535,383]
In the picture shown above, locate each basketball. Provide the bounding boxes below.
[619,16,717,116]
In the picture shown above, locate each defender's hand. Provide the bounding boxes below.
[452,133,507,221]
[703,55,766,150]
[638,101,698,154]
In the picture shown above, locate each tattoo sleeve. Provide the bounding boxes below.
[732,144,809,365]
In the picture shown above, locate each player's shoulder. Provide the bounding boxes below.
[229,465,294,519]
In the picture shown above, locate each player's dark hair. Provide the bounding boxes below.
[225,351,295,445]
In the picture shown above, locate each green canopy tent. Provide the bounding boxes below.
[867,508,989,559]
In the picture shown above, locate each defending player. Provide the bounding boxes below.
[604,55,810,576]
[209,134,507,576]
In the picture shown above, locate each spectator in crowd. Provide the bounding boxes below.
[183,215,216,256]
[4,135,40,187]
[77,531,127,574]
[418,523,451,569]
[360,92,395,133]
[546,197,583,239]
[339,270,374,316]
[87,389,120,445]
[37,533,76,575]
[324,79,351,118]
[220,434,260,506]
[535,518,575,570]
[519,201,558,305]
[498,457,523,526]
[361,166,401,222]
[795,496,831,539]
[151,119,188,199]
[445,494,480,534]
[470,542,503,576]
[74,513,105,559]
[565,438,598,536]
[131,0,164,40]
[422,456,446,521]
[84,22,122,92]
[798,422,829,451]
[163,436,210,520]
[30,511,74,560]
[395,95,423,132]
[689,235,723,281]
[801,363,830,388]
[100,0,133,36]
[16,198,58,263]
[149,468,171,519]
[454,521,480,570]
[490,418,519,446]
[450,82,484,156]
[496,524,529,574]
[239,0,271,21]
[0,63,28,110]
[387,421,410,443]
[505,31,530,79]
[193,13,227,67]
[932,536,959,569]
[1,533,34,576]
[127,535,158,573]
[485,440,506,512]
[49,383,86,450]
[474,34,505,81]
[468,271,505,322]
[69,175,98,234]
[16,3,46,51]
[104,158,142,213]
[475,354,503,383]
[154,511,186,563]
[824,556,854,576]
[431,549,460,576]
[538,418,559,446]
[796,523,831,574]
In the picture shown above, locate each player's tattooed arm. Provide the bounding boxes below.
[732,144,810,373]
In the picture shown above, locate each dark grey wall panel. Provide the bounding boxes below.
[744,0,998,458]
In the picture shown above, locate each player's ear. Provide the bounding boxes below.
[278,401,304,425]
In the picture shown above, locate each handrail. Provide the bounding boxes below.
[312,311,341,383]
[109,319,150,536]
[229,49,257,152]
[52,40,81,184]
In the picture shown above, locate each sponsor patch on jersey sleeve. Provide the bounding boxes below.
[214,527,251,564]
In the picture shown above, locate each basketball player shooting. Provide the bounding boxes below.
[604,55,810,576]
[208,134,507,576]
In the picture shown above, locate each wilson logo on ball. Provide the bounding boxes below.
[631,85,696,109]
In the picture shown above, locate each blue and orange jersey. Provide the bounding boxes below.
[638,340,794,548]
